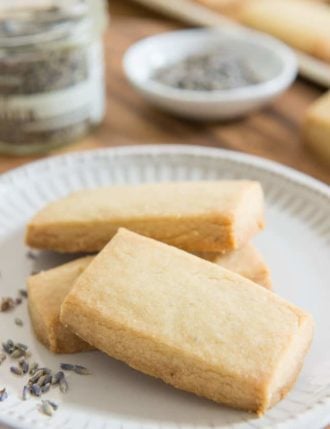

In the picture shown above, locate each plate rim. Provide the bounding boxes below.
[0,144,329,429]
[0,144,329,197]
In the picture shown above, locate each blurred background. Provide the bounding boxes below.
[0,2,329,428]
[0,0,329,184]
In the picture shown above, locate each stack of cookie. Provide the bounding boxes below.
[25,181,313,415]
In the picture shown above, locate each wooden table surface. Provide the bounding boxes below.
[0,1,329,184]
[0,2,329,429]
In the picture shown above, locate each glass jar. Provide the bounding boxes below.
[0,1,106,155]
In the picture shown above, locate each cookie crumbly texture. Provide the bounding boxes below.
[60,229,313,414]
[196,0,330,63]
[200,243,271,288]
[26,181,264,254]
[27,244,271,354]
[303,91,330,167]
[28,257,94,353]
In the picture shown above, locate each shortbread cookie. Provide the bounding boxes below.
[60,229,313,414]
[304,91,330,167]
[26,181,264,253]
[28,257,93,353]
[27,244,270,354]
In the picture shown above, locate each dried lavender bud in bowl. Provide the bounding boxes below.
[123,27,297,120]
[152,51,263,92]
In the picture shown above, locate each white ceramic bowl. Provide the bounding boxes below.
[123,27,298,120]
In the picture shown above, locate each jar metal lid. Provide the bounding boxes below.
[0,1,101,48]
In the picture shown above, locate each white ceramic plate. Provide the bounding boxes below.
[0,145,329,429]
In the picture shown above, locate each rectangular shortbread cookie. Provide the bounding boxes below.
[26,181,264,253]
[28,257,94,354]
[28,244,270,354]
[60,229,313,414]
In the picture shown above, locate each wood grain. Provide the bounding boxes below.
[0,5,329,429]
[0,17,328,183]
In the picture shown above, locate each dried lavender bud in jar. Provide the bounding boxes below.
[0,3,106,155]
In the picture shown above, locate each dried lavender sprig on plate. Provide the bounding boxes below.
[15,342,28,351]
[29,362,39,375]
[0,388,8,402]
[52,370,64,385]
[2,339,14,354]
[28,368,51,385]
[11,348,25,359]
[18,357,29,374]
[26,251,37,260]
[0,297,15,312]
[59,376,68,393]
[40,399,58,416]
[37,374,52,387]
[2,340,30,360]
[37,367,52,374]
[31,383,42,397]
[15,317,23,327]
[10,366,23,376]
[74,364,91,375]
[41,383,51,393]
[60,363,91,375]
[22,385,29,401]
[1,292,26,312]
[47,400,58,410]
[18,289,28,299]
[60,363,75,371]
